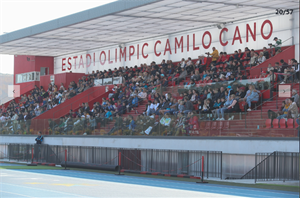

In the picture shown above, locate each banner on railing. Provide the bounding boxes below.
[94,79,103,86]
[94,77,123,86]
[112,77,123,85]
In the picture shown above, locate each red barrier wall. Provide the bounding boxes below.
[250,45,295,76]
[31,86,112,133]
[34,86,111,120]
[35,56,54,75]
[40,73,86,91]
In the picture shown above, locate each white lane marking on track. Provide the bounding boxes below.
[0,190,37,198]
[2,183,88,198]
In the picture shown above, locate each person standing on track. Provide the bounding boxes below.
[34,131,44,161]
[35,131,44,144]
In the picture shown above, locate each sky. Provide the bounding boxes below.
[0,0,117,74]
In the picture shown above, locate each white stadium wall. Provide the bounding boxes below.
[54,11,299,74]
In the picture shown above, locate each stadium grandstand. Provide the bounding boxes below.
[0,0,299,195]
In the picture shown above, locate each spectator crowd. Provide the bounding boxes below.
[1,41,299,135]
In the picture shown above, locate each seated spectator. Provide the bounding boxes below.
[240,48,250,62]
[157,98,170,115]
[159,113,172,135]
[104,109,112,120]
[287,98,299,119]
[206,47,219,64]
[246,51,258,68]
[174,113,186,136]
[125,115,135,134]
[147,99,160,116]
[257,52,266,65]
[196,55,207,73]
[259,71,268,78]
[200,99,212,115]
[262,47,270,59]
[216,52,223,66]
[276,99,289,120]
[108,113,123,135]
[236,72,247,80]
[267,63,274,72]
[242,85,259,111]
[191,70,201,81]
[236,87,246,99]
[212,98,225,120]
[216,94,239,120]
[164,99,178,115]
[174,68,187,85]
[292,89,299,107]
[68,90,76,99]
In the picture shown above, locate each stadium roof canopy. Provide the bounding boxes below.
[0,0,298,57]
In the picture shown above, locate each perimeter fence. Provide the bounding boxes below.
[1,143,222,179]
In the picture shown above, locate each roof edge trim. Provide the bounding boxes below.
[0,0,160,44]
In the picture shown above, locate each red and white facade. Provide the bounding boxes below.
[54,13,299,74]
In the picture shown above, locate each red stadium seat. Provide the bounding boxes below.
[287,119,294,128]
[223,121,230,129]
[294,119,299,128]
[193,104,198,110]
[217,121,223,130]
[211,122,217,130]
[265,119,271,129]
[190,116,200,130]
[205,122,211,130]
[279,119,286,128]
[239,101,246,112]
[272,119,279,129]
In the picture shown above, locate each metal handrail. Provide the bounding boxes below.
[281,36,294,45]
[240,151,275,180]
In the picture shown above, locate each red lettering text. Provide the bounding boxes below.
[100,51,106,65]
[219,28,228,46]
[261,20,273,40]
[232,26,242,45]
[246,23,256,42]
[202,31,212,49]
[154,40,161,57]
[137,44,139,60]
[129,46,135,61]
[175,36,183,54]
[86,54,91,67]
[78,55,84,68]
[120,47,126,62]
[108,50,113,64]
[62,58,66,71]
[67,57,72,70]
[164,39,172,55]
[142,43,148,59]
[73,56,78,69]
[193,34,199,51]
[187,35,189,52]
